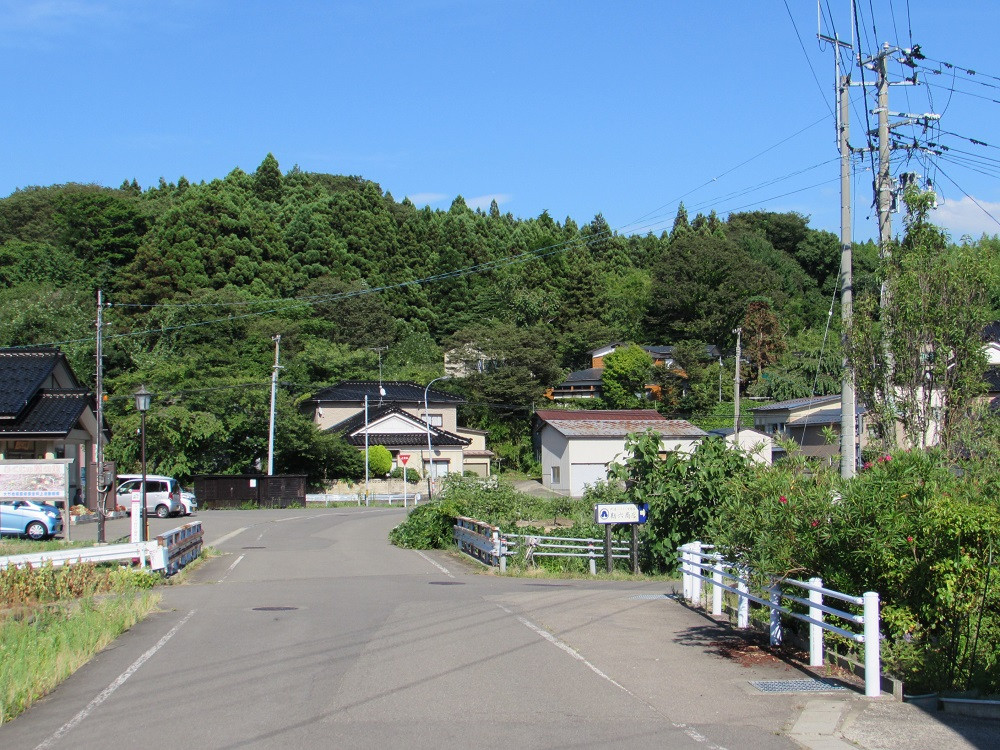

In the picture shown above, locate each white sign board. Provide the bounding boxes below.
[594,503,640,524]
[131,492,142,542]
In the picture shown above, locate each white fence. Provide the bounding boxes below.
[452,517,629,575]
[306,492,422,507]
[0,522,204,577]
[678,541,882,697]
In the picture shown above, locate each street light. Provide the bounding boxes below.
[134,386,151,542]
[423,376,450,501]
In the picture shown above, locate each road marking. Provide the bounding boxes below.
[417,551,454,578]
[274,515,306,522]
[208,526,247,547]
[217,554,245,583]
[34,609,196,750]
[498,605,728,750]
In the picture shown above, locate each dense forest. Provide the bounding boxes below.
[0,153,930,484]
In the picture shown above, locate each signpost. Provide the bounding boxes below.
[594,503,649,573]
[399,453,410,508]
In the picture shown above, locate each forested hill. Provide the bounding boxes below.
[0,154,867,481]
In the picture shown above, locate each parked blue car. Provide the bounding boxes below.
[0,498,63,540]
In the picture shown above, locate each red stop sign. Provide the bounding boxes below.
[399,453,410,465]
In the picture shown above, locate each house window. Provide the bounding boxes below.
[551,466,561,485]
[424,413,443,427]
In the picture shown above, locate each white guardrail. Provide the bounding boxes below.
[0,521,203,577]
[453,517,630,575]
[678,541,882,697]
[306,492,422,507]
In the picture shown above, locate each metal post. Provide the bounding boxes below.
[588,541,596,576]
[769,580,783,646]
[680,543,691,600]
[423,375,450,501]
[863,591,881,697]
[712,555,723,616]
[96,289,105,543]
[140,410,147,543]
[733,328,742,433]
[809,577,824,667]
[364,395,369,507]
[604,524,613,573]
[630,524,639,575]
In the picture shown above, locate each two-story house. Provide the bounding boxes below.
[303,381,492,478]
[0,347,107,507]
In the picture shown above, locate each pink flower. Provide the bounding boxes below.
[811,520,819,528]
[779,495,788,504]
[907,536,914,543]
[863,462,873,470]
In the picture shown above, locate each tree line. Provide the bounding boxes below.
[0,154,995,482]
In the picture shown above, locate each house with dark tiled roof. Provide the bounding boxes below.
[303,381,492,479]
[533,409,706,497]
[0,347,107,506]
[549,342,723,401]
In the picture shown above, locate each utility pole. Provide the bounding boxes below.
[733,328,742,434]
[820,32,858,479]
[95,291,106,542]
[267,334,282,476]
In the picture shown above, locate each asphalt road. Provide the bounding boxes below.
[2,508,996,750]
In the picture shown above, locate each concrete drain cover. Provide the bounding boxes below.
[750,679,848,694]
[429,581,464,585]
[629,594,672,600]
[253,606,298,612]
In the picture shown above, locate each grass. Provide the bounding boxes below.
[0,591,159,724]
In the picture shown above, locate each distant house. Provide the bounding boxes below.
[752,394,866,465]
[0,347,108,507]
[707,427,774,465]
[303,381,492,479]
[534,409,706,497]
[982,321,1000,410]
[550,342,722,401]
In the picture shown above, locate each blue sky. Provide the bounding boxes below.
[2,0,998,242]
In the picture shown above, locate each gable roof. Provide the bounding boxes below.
[327,405,471,447]
[0,389,91,436]
[752,394,841,413]
[309,380,465,405]
[535,409,706,439]
[0,348,64,418]
[983,321,1000,343]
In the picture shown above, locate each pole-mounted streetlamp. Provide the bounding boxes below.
[134,386,152,542]
[423,376,450,501]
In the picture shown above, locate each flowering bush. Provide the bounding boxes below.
[708,448,1000,695]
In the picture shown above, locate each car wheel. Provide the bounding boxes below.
[25,521,48,541]
[155,504,170,518]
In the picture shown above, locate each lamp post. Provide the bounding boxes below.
[134,386,151,542]
[423,376,450,501]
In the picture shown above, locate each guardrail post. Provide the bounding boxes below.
[712,556,723,616]
[691,542,703,605]
[737,565,749,629]
[863,591,881,697]
[588,541,596,576]
[680,543,692,601]
[493,529,506,574]
[769,579,782,646]
[809,577,824,667]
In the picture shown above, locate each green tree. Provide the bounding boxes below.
[367,444,393,476]
[253,153,283,203]
[849,189,995,449]
[601,344,653,408]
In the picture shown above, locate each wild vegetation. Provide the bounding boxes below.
[0,156,887,483]
[0,563,160,723]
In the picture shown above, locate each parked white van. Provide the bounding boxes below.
[115,475,185,518]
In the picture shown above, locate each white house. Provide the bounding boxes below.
[534,409,707,497]
[707,427,774,465]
